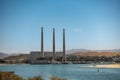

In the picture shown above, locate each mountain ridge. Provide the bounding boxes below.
[67,49,120,54]
[0,52,9,59]
[1,49,120,59]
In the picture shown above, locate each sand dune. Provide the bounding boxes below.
[89,64,120,68]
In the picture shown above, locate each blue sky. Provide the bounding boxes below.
[0,0,120,53]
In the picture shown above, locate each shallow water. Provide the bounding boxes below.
[0,64,120,80]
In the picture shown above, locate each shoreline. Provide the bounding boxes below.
[88,63,120,68]
[0,63,120,68]
[0,63,30,66]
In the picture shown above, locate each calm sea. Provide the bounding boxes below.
[0,64,120,80]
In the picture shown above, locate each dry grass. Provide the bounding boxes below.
[0,71,23,80]
[0,71,67,80]
[73,52,120,57]
[28,76,43,80]
[51,76,67,80]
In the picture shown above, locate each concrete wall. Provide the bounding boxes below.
[30,51,63,60]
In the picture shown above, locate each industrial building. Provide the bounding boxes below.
[30,27,67,64]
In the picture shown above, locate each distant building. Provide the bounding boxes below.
[30,51,63,64]
[30,27,66,64]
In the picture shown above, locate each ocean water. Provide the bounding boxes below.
[0,64,120,80]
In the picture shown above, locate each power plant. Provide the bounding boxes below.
[30,27,67,64]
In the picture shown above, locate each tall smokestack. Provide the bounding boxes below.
[53,28,56,59]
[41,27,44,57]
[63,29,66,62]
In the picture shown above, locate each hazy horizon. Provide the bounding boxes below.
[0,0,120,53]
[1,48,120,54]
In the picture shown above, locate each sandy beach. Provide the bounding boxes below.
[89,64,120,68]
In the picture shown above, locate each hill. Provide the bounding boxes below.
[0,52,9,59]
[3,54,30,61]
[67,49,91,54]
[70,52,120,57]
[0,52,24,59]
[67,49,120,54]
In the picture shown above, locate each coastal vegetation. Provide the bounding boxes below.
[28,76,43,80]
[67,55,120,63]
[51,76,67,80]
[0,52,120,64]
[0,59,6,63]
[0,71,23,80]
[0,71,67,80]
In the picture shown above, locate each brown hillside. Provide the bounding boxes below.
[3,54,30,61]
[71,52,120,57]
